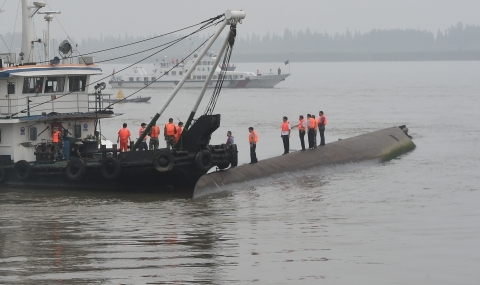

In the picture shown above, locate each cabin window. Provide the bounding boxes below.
[7,82,15,94]
[202,76,206,80]
[137,77,141,81]
[151,77,156,81]
[129,77,134,82]
[23,77,44,94]
[164,72,168,75]
[213,76,217,79]
[44,77,65,93]
[179,71,183,75]
[144,77,148,81]
[201,61,205,65]
[227,75,232,79]
[68,76,86,92]
[29,127,37,141]
[171,71,176,75]
[240,75,243,78]
[233,75,238,79]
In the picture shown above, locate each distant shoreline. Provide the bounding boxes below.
[104,51,480,64]
[231,51,480,63]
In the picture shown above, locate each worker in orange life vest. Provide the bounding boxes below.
[52,126,63,160]
[298,115,307,151]
[139,123,148,150]
[248,127,258,164]
[280,116,291,155]
[306,114,316,149]
[318,111,328,146]
[164,118,177,150]
[174,122,183,144]
[149,122,160,150]
[312,114,318,148]
[117,123,131,152]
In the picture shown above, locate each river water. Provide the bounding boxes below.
[1,61,479,284]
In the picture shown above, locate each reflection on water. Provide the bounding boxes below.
[1,61,480,284]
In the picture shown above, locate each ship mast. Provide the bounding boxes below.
[21,0,45,63]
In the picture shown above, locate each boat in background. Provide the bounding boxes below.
[109,51,289,89]
[103,89,151,103]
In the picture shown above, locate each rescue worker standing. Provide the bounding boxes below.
[117,123,131,152]
[139,123,148,150]
[318,111,327,146]
[149,122,160,150]
[52,126,63,160]
[312,114,318,148]
[281,116,291,154]
[298,115,306,151]
[307,114,315,149]
[248,127,258,164]
[174,122,183,144]
[164,118,177,149]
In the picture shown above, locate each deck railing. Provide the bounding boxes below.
[0,92,113,118]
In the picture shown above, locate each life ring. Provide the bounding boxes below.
[65,158,85,181]
[152,151,175,172]
[0,167,7,183]
[14,160,32,181]
[195,150,213,171]
[100,157,121,180]
[230,144,238,167]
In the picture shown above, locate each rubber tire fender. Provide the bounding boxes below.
[230,144,238,167]
[100,157,121,180]
[153,151,175,172]
[0,167,7,183]
[65,158,86,181]
[195,150,213,171]
[14,160,32,181]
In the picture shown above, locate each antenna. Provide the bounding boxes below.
[37,10,61,62]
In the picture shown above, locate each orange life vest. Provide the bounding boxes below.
[249,131,258,143]
[165,123,175,136]
[298,119,305,131]
[281,121,290,132]
[118,128,130,140]
[150,125,160,138]
[174,126,183,142]
[309,118,315,129]
[52,130,61,143]
[318,115,328,126]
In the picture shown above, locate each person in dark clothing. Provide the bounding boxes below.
[248,127,258,163]
[298,115,306,151]
[306,114,315,149]
[280,116,291,154]
[318,111,327,146]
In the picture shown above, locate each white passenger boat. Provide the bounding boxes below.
[109,51,290,89]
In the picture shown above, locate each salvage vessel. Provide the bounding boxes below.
[0,1,244,190]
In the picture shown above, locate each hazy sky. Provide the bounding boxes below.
[1,0,480,42]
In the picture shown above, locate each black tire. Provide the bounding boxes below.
[0,167,7,183]
[217,163,230,170]
[100,157,121,180]
[14,160,32,181]
[65,158,85,181]
[153,151,175,172]
[230,144,238,167]
[195,150,213,171]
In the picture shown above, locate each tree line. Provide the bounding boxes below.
[2,22,480,62]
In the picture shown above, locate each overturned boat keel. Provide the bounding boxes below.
[193,126,415,199]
